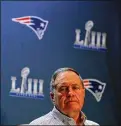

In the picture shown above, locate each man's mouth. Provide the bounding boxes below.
[65,100,78,103]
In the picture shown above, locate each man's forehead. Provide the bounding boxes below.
[56,82,81,87]
[55,71,81,83]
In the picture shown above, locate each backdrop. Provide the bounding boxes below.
[1,1,121,125]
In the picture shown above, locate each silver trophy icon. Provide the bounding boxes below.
[20,67,30,93]
[84,20,94,46]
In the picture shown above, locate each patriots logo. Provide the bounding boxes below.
[12,16,49,40]
[83,79,106,102]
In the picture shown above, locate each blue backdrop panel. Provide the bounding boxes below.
[1,1,121,125]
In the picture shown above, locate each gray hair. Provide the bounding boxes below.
[50,67,84,92]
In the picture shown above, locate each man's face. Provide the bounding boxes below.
[50,71,85,115]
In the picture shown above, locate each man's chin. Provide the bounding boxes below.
[65,104,80,111]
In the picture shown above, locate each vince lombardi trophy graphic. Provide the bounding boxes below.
[20,67,30,93]
[84,21,94,46]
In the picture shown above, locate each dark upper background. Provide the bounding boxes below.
[1,1,121,125]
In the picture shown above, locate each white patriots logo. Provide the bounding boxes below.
[83,79,106,102]
[12,16,49,40]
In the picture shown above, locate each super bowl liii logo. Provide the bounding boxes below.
[74,20,107,52]
[9,67,44,99]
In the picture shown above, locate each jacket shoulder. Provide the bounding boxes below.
[85,120,99,125]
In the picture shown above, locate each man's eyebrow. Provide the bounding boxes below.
[72,83,80,85]
[59,85,68,88]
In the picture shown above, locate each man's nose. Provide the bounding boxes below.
[67,87,74,96]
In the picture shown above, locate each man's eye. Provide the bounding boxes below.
[73,86,80,90]
[59,87,67,92]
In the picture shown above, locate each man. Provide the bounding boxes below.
[29,67,99,125]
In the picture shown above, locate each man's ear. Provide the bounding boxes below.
[50,92,55,103]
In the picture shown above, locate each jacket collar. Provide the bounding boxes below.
[52,106,87,125]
